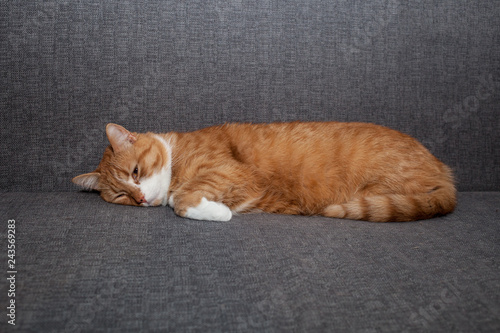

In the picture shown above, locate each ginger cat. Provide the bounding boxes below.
[72,122,456,222]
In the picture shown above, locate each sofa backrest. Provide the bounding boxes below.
[2,1,499,192]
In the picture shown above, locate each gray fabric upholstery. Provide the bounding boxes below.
[1,1,499,332]
[0,192,499,332]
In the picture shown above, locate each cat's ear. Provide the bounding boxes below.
[106,123,137,153]
[72,172,101,191]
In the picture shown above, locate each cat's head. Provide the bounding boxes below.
[72,124,172,206]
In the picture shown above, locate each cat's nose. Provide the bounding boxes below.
[136,194,147,204]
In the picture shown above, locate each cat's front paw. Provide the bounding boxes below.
[184,197,232,222]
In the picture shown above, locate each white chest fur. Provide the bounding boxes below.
[138,135,172,206]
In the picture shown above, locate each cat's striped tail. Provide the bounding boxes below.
[323,183,457,222]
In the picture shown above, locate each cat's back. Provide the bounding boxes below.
[224,120,414,146]
[221,121,424,166]
[174,121,437,179]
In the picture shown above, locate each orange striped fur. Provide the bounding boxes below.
[72,122,456,222]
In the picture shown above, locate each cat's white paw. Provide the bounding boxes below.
[185,197,232,222]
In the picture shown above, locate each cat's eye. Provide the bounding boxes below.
[115,193,126,200]
[132,166,139,181]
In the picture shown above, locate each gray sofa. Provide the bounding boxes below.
[1,1,499,332]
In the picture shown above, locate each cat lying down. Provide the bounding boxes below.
[73,122,456,222]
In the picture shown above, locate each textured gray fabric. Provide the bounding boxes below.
[0,191,499,332]
[1,2,500,331]
[1,0,499,192]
